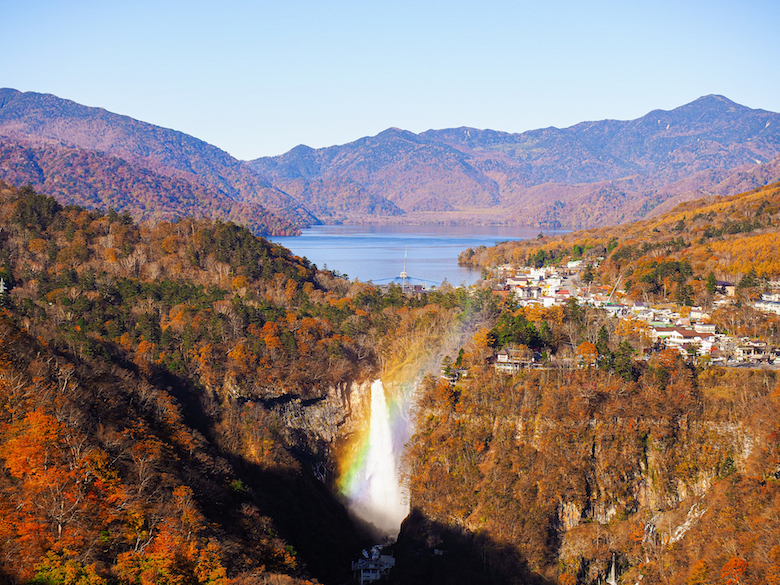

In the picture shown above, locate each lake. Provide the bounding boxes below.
[271,225,556,286]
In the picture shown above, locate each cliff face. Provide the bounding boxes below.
[398,361,780,585]
[529,416,750,528]
[271,380,372,460]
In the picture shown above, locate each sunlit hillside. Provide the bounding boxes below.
[0,181,495,583]
[461,181,780,302]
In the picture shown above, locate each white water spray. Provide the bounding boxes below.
[346,379,410,539]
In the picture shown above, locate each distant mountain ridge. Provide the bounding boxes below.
[251,94,780,227]
[0,88,314,234]
[0,138,299,235]
[2,88,780,231]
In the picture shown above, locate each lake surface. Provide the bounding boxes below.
[271,225,557,286]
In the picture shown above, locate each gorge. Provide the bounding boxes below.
[0,90,780,584]
[338,379,411,540]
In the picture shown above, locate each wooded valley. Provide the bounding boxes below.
[0,179,779,585]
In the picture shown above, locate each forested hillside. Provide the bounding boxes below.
[397,346,780,584]
[4,89,780,232]
[251,96,780,227]
[0,139,299,236]
[0,89,316,234]
[0,181,489,584]
[385,182,780,584]
[461,181,780,303]
[2,176,780,585]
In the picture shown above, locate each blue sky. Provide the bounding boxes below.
[5,0,779,159]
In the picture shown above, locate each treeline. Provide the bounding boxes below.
[2,182,405,398]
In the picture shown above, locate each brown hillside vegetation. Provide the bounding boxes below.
[0,316,314,585]
[0,88,317,232]
[6,88,780,231]
[0,181,494,584]
[251,95,780,228]
[398,354,780,584]
[0,181,355,583]
[2,176,780,585]
[378,182,780,585]
[0,138,300,236]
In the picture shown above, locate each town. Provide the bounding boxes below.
[482,260,780,372]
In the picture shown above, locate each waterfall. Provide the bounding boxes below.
[342,379,410,539]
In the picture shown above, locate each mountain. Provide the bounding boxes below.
[0,137,300,235]
[0,88,316,233]
[398,341,780,584]
[251,95,780,227]
[3,89,780,232]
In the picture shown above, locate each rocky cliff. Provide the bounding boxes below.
[396,359,780,584]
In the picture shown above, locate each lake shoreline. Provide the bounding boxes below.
[271,225,567,287]
[304,210,563,229]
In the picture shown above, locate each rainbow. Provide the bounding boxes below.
[337,379,413,539]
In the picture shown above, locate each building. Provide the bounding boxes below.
[734,340,771,362]
[755,299,780,316]
[715,281,736,296]
[693,322,716,334]
[602,303,630,317]
[511,285,543,300]
[652,326,716,355]
[494,348,533,374]
[352,550,396,584]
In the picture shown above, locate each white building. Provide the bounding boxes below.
[352,552,396,584]
[652,326,716,355]
[755,299,780,316]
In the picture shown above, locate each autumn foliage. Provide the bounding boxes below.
[461,181,780,304]
[403,333,780,584]
[0,183,466,583]
[0,182,500,583]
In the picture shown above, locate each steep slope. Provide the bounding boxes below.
[0,137,299,235]
[390,183,780,583]
[0,313,355,585]
[0,182,485,583]
[252,96,780,228]
[0,88,317,228]
[397,357,780,585]
[0,182,388,583]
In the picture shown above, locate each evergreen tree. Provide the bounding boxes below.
[706,272,717,295]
